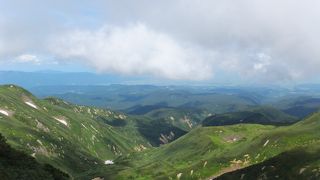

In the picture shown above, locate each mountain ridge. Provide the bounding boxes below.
[1,84,320,179]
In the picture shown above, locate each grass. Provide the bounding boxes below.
[0,85,151,179]
[1,84,320,179]
[217,145,320,179]
[0,133,69,180]
[202,106,298,126]
[111,112,320,179]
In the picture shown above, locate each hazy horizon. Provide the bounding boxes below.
[2,1,320,85]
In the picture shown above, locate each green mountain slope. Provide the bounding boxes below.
[274,97,320,118]
[135,117,187,146]
[215,112,320,179]
[112,111,320,179]
[1,84,320,179]
[216,145,320,180]
[202,106,298,126]
[0,133,69,180]
[142,107,209,131]
[0,85,152,179]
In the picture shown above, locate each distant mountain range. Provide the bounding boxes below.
[0,71,145,88]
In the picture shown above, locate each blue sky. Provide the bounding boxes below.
[1,0,320,84]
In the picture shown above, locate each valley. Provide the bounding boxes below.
[2,1,320,179]
[0,84,320,179]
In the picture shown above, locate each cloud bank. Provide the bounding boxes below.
[50,23,215,80]
[1,0,320,82]
[15,54,40,65]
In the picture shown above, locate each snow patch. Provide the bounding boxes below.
[299,167,306,174]
[90,125,99,133]
[104,160,114,165]
[81,123,88,129]
[37,139,43,146]
[92,177,104,180]
[0,109,9,116]
[54,117,68,126]
[118,114,126,120]
[25,101,38,109]
[203,161,208,167]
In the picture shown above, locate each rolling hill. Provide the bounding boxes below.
[0,133,69,180]
[215,112,320,179]
[111,111,320,179]
[0,85,152,179]
[202,106,298,126]
[274,96,320,118]
[216,145,320,179]
[30,85,259,114]
[1,84,320,179]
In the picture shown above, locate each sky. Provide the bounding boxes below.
[1,0,320,84]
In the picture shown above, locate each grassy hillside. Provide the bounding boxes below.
[115,124,275,179]
[140,107,209,131]
[215,112,320,179]
[202,106,298,126]
[0,133,69,180]
[1,84,320,179]
[0,85,152,179]
[274,96,320,118]
[134,117,187,146]
[30,85,282,133]
[111,111,320,179]
[216,145,320,179]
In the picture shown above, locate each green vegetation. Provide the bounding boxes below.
[1,84,320,179]
[31,85,258,112]
[202,106,298,126]
[135,117,187,146]
[142,107,208,131]
[216,145,320,179]
[0,85,151,179]
[274,96,320,118]
[0,133,69,180]
[111,111,320,179]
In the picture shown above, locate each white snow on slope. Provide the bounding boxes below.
[104,160,114,165]
[0,109,9,116]
[54,117,68,126]
[25,101,38,109]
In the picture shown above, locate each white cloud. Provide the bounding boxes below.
[15,54,41,64]
[99,0,320,82]
[50,23,216,80]
[253,54,271,73]
[2,0,320,82]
